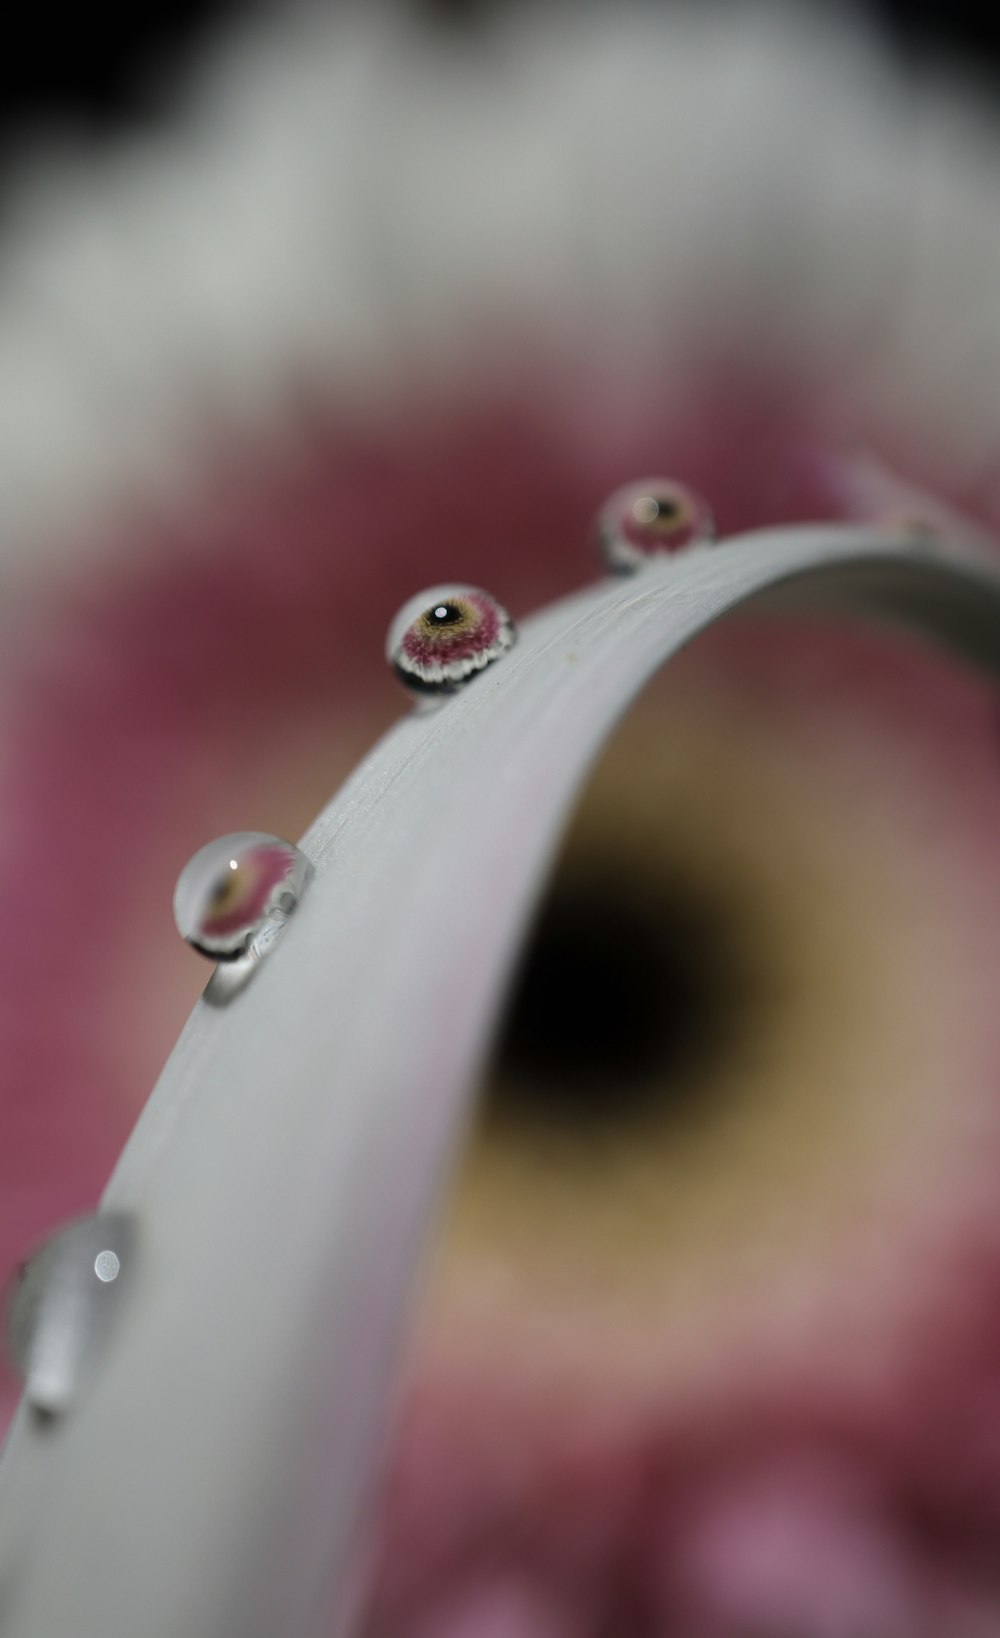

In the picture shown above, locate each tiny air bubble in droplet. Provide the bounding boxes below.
[387,584,516,697]
[595,478,715,573]
[174,832,313,962]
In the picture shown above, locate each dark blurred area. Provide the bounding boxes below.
[2,0,1000,155]
[0,2,242,143]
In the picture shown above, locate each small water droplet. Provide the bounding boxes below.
[387,585,516,697]
[5,1211,136,1416]
[595,478,715,573]
[875,507,942,546]
[174,832,313,962]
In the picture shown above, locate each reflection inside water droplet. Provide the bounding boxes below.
[173,832,313,963]
[595,477,716,573]
[386,584,516,697]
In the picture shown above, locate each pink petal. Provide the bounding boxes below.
[402,1573,580,1638]
[661,1454,926,1638]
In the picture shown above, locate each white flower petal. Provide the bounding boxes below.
[0,524,997,1636]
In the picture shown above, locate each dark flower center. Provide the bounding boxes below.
[489,865,751,1130]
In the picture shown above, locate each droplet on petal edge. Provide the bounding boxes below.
[386,585,516,697]
[5,1211,136,1416]
[873,509,946,548]
[173,832,313,962]
[795,447,995,553]
[595,477,716,574]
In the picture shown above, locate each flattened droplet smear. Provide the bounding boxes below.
[173,832,313,963]
[5,1211,137,1417]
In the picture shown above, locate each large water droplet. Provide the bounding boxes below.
[387,584,516,697]
[5,1211,136,1416]
[595,478,715,573]
[174,832,313,962]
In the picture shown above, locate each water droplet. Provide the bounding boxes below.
[174,832,313,962]
[387,585,516,697]
[5,1211,136,1416]
[595,478,715,573]
[875,508,942,546]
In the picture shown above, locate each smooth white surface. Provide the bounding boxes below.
[1,527,1000,1638]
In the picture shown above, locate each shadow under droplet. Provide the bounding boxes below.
[202,952,262,1008]
[202,907,300,1007]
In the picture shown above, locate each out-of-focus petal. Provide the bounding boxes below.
[2,5,1000,1632]
[663,1455,926,1638]
[0,6,999,572]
